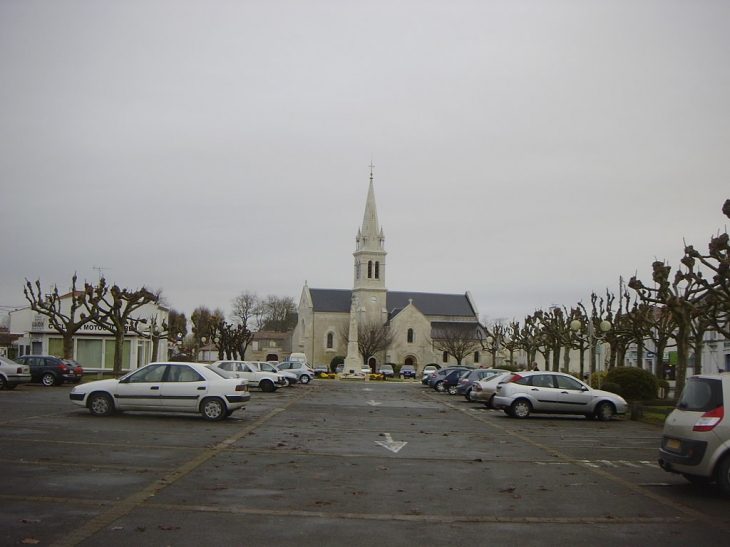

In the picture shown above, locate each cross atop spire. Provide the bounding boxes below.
[369,159,375,182]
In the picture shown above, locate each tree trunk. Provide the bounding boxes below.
[675,323,691,400]
[113,331,125,373]
[62,334,75,359]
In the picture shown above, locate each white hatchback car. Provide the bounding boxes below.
[659,373,730,496]
[493,371,627,420]
[69,362,251,421]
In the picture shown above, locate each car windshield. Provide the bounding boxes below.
[677,377,723,412]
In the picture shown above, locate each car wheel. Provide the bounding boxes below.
[88,392,114,417]
[447,385,458,395]
[299,374,311,384]
[716,457,730,497]
[464,388,472,401]
[510,399,532,419]
[260,380,276,392]
[200,397,227,421]
[285,378,295,387]
[434,381,445,393]
[485,394,495,409]
[41,372,57,387]
[0,376,6,389]
[5,383,17,390]
[595,401,616,421]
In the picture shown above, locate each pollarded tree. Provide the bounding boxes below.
[683,199,730,338]
[85,279,159,373]
[629,260,706,398]
[23,274,102,359]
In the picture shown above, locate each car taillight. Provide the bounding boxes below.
[58,364,67,372]
[474,384,483,392]
[236,384,248,392]
[693,406,724,432]
[16,367,24,374]
[509,374,523,383]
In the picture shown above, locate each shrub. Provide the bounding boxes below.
[604,367,659,401]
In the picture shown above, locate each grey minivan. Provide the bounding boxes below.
[659,373,730,496]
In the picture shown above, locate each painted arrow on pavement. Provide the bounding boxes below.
[367,400,382,406]
[375,433,407,453]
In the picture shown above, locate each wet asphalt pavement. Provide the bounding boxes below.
[1,378,728,547]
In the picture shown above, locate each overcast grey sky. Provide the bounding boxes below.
[1,0,728,325]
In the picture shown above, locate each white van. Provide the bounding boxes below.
[287,353,308,365]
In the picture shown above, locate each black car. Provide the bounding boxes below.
[399,365,416,379]
[14,355,84,386]
[427,366,473,391]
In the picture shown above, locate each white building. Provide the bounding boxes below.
[8,292,169,371]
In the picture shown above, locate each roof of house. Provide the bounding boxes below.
[308,288,477,318]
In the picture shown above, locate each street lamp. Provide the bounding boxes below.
[570,318,612,388]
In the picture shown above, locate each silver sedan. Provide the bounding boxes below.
[493,371,627,420]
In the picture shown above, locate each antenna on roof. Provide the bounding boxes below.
[92,265,110,280]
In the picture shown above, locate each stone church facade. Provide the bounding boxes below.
[291,173,483,374]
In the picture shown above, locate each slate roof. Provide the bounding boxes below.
[308,289,476,318]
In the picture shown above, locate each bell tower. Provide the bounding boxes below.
[352,166,387,323]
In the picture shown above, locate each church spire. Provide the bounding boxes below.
[353,168,387,295]
[360,163,383,248]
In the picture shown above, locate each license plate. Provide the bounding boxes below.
[667,438,681,450]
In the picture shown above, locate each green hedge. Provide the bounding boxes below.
[604,367,659,401]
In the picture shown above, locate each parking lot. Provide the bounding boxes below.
[1,379,729,547]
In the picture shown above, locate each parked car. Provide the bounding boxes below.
[659,373,730,495]
[314,365,329,377]
[456,368,509,400]
[426,366,472,391]
[277,361,314,384]
[442,369,472,394]
[249,361,298,386]
[420,364,441,383]
[69,362,250,421]
[379,364,394,378]
[493,371,627,420]
[399,365,416,379]
[335,364,344,374]
[14,355,84,386]
[361,365,372,375]
[210,361,287,392]
[471,371,518,407]
[0,356,31,390]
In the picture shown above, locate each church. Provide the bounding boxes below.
[291,172,484,374]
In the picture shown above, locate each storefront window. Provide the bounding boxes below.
[104,340,131,370]
[49,338,64,357]
[77,339,103,368]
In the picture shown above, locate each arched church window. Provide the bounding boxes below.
[474,351,480,363]
[374,261,380,279]
[368,261,373,279]
[326,332,334,349]
[442,351,449,363]
[407,328,414,343]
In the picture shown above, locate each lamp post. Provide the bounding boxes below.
[570,318,611,388]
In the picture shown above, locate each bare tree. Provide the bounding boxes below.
[23,274,102,359]
[432,322,484,365]
[231,291,261,331]
[630,260,706,398]
[261,295,297,332]
[86,279,159,373]
[683,199,730,338]
[339,318,396,365]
